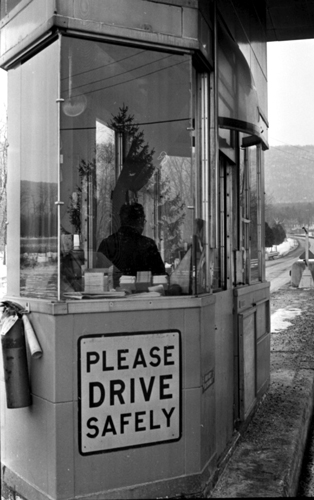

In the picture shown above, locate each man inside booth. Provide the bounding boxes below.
[98,202,166,287]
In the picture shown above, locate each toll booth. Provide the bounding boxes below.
[0,1,270,499]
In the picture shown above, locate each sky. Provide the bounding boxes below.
[267,39,314,147]
[0,39,314,147]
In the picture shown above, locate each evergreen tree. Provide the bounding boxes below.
[110,104,155,231]
[265,222,274,247]
[271,223,286,246]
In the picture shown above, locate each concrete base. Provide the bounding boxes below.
[291,260,314,287]
[299,268,314,288]
[1,454,217,500]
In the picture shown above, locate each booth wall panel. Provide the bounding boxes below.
[217,0,268,123]
[182,7,198,39]
[29,313,75,404]
[58,0,182,37]
[0,393,74,500]
[0,0,54,58]
[183,307,202,388]
[3,299,216,498]
[256,333,270,395]
[53,401,75,500]
[239,309,256,420]
[73,414,185,495]
[250,45,268,120]
[184,387,202,473]
[214,289,234,459]
[256,301,266,339]
[147,0,198,6]
[201,383,216,469]
[234,283,271,423]
[200,297,215,384]
[200,302,216,468]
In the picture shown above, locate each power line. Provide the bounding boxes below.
[268,136,314,160]
[67,53,174,94]
[61,49,146,82]
[67,59,187,98]
[267,141,314,163]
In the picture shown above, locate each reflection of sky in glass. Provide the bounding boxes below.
[61,38,191,162]
[96,120,114,145]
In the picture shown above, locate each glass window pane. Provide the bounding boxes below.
[0,0,23,19]
[240,144,260,284]
[60,37,192,297]
[249,146,259,281]
[20,41,59,299]
[240,146,249,283]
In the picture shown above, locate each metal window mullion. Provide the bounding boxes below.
[210,0,219,252]
[56,34,63,301]
[244,148,251,283]
[201,73,210,291]
[220,163,225,287]
[226,166,231,288]
[256,144,263,281]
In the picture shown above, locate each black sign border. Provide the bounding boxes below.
[78,329,182,456]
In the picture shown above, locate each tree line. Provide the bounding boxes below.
[266,201,314,232]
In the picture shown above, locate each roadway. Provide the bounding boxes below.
[266,236,306,293]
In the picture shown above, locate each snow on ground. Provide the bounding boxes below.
[271,307,302,332]
[277,238,297,255]
[268,237,298,257]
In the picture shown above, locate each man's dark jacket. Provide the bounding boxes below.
[98,226,166,278]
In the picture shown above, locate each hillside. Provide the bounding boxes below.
[264,145,314,204]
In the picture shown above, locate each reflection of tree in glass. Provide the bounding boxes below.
[110,104,155,232]
[67,142,115,247]
[67,158,97,235]
[67,190,82,234]
[95,141,115,245]
[159,192,185,262]
[159,155,192,245]
[158,158,189,262]
[21,181,57,238]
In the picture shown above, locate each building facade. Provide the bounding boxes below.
[0,1,271,498]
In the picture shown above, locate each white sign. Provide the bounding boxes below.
[78,330,181,455]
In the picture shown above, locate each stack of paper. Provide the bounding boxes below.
[84,269,108,292]
[135,271,152,292]
[119,275,136,292]
[153,275,168,289]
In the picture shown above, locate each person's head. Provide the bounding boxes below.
[119,203,146,233]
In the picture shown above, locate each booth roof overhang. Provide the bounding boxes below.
[218,20,265,149]
[266,0,314,42]
[217,0,314,150]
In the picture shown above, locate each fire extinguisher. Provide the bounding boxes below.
[0,301,32,408]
